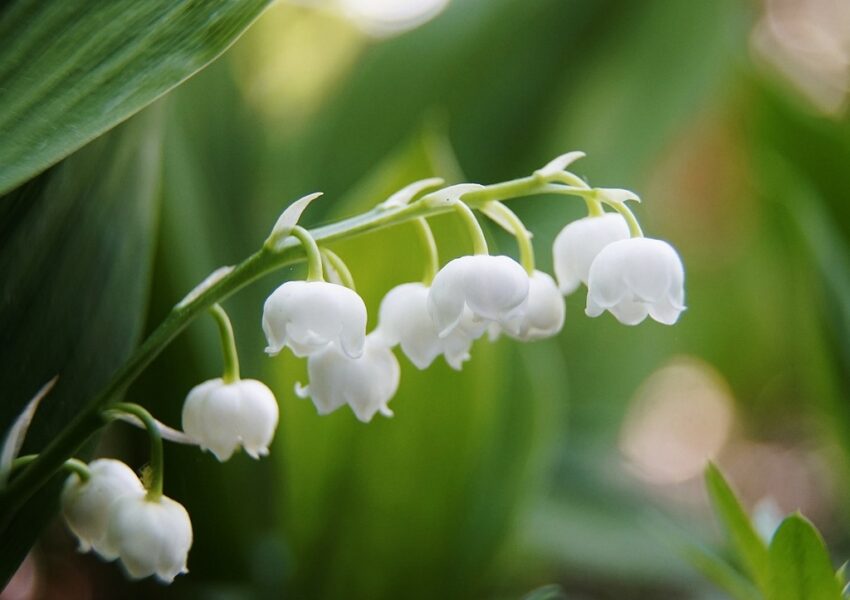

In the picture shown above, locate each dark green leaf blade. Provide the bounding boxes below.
[0,104,164,585]
[0,0,270,195]
[705,463,771,594]
[767,514,843,600]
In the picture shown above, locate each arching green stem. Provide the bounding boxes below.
[483,202,535,274]
[290,226,324,281]
[605,200,643,237]
[10,455,90,483]
[320,248,356,290]
[209,304,240,384]
[453,201,488,255]
[107,403,163,501]
[414,218,439,284]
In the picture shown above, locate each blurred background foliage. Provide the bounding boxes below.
[4,0,850,598]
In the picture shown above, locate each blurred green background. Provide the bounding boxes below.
[5,0,850,598]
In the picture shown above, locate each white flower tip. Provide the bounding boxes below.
[269,192,323,241]
[597,188,640,204]
[378,177,445,210]
[535,151,586,178]
[421,183,485,207]
[176,266,234,309]
[264,345,281,357]
[294,382,310,399]
[379,406,394,418]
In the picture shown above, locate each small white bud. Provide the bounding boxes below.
[61,459,145,555]
[296,334,400,423]
[552,213,630,295]
[586,237,686,325]
[262,280,367,358]
[499,270,565,341]
[100,494,193,584]
[427,255,529,338]
[182,378,279,462]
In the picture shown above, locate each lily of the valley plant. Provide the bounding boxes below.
[0,151,685,584]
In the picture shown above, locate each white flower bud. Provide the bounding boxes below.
[61,459,145,555]
[100,494,193,583]
[427,255,529,338]
[376,282,475,370]
[585,237,685,325]
[296,334,400,423]
[501,270,565,341]
[182,378,279,462]
[262,281,367,358]
[552,213,630,295]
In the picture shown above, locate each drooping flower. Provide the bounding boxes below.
[427,255,529,338]
[585,237,685,325]
[296,333,400,423]
[262,281,367,358]
[182,378,279,462]
[100,494,193,584]
[61,459,145,555]
[376,282,476,370]
[552,213,630,295]
[499,270,565,341]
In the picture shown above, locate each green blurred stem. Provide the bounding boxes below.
[320,248,356,290]
[414,218,439,284]
[453,201,488,255]
[209,304,240,383]
[107,403,163,500]
[290,226,324,281]
[10,455,90,483]
[0,171,605,524]
[483,201,535,274]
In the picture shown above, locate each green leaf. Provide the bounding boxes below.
[0,0,270,195]
[682,542,761,600]
[705,463,771,594]
[767,515,843,600]
[0,104,164,584]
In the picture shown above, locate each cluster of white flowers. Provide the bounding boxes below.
[45,150,684,586]
[61,459,192,583]
[552,213,685,325]
[261,215,683,424]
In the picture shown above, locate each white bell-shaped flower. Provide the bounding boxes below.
[262,281,367,358]
[376,282,475,370]
[553,213,630,295]
[61,459,145,555]
[502,270,566,341]
[100,494,193,583]
[585,237,685,325]
[182,378,278,462]
[427,255,529,338]
[296,334,400,423]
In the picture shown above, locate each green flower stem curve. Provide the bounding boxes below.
[106,403,163,500]
[209,304,240,384]
[413,217,439,285]
[320,248,356,290]
[483,201,535,274]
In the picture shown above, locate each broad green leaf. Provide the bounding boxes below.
[0,105,164,585]
[767,515,842,600]
[705,463,771,594]
[0,0,270,195]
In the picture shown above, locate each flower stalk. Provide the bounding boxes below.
[413,218,439,285]
[105,403,163,501]
[209,304,240,384]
